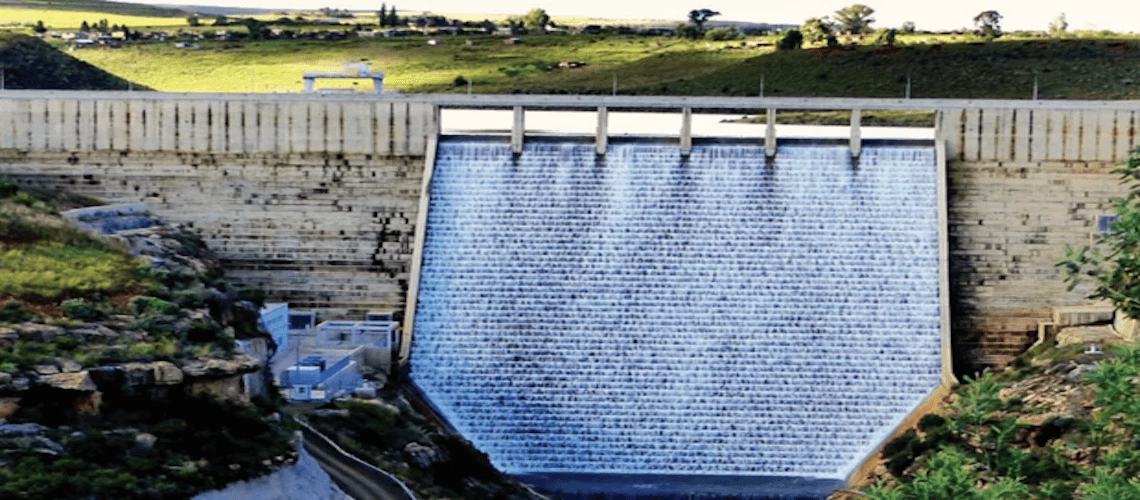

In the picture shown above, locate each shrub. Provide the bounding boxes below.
[0,243,138,300]
[918,413,947,432]
[0,181,17,199]
[129,296,180,317]
[187,321,221,343]
[776,29,804,50]
[453,75,468,87]
[60,298,100,321]
[0,301,31,323]
[704,27,743,41]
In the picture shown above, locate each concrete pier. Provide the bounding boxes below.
[680,107,692,157]
[596,106,608,155]
[850,109,862,158]
[512,105,524,155]
[765,108,777,158]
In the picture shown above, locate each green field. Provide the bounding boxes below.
[63,32,1140,99]
[0,0,186,30]
[67,35,759,93]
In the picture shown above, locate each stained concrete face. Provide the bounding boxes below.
[1,93,1138,370]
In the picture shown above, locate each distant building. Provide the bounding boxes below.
[279,349,365,401]
[259,303,290,352]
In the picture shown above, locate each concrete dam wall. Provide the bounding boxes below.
[0,92,1138,372]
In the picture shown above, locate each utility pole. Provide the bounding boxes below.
[905,74,912,99]
[612,73,617,96]
[467,79,472,95]
[759,74,764,98]
[1033,76,1039,100]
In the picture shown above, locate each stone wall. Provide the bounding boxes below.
[0,150,424,317]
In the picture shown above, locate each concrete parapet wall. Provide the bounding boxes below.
[939,108,1139,164]
[0,94,436,156]
[0,150,424,317]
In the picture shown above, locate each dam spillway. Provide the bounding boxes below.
[409,137,944,497]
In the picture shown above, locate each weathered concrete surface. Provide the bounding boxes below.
[949,159,1128,372]
[0,151,424,316]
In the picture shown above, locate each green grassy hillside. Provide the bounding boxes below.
[65,34,1140,99]
[0,33,141,89]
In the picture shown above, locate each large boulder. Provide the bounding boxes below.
[182,356,260,378]
[15,323,65,343]
[38,371,98,392]
[89,361,185,388]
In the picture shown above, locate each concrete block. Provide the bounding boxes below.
[0,99,17,149]
[938,109,964,161]
[1047,110,1065,160]
[210,101,227,152]
[176,100,194,152]
[1064,110,1081,161]
[288,101,307,153]
[1117,110,1137,162]
[1029,109,1047,162]
[159,100,177,151]
[28,99,47,151]
[94,99,112,150]
[995,108,1012,161]
[1013,108,1030,162]
[1079,110,1098,161]
[242,101,258,153]
[127,100,148,151]
[110,100,129,151]
[45,99,64,152]
[963,109,981,161]
[1096,110,1116,162]
[325,102,343,153]
[393,102,409,156]
[374,102,391,156]
[226,101,245,153]
[307,101,325,153]
[258,102,277,153]
[191,101,210,152]
[408,102,429,156]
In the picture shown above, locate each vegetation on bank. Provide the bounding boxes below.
[0,181,295,499]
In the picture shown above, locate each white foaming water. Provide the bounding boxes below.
[410,139,942,482]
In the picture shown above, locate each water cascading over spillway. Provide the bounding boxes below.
[411,137,943,498]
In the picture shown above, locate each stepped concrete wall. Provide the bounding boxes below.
[1,92,1139,370]
[941,107,1139,371]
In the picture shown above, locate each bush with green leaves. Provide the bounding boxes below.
[60,298,100,321]
[129,296,180,317]
[776,29,804,50]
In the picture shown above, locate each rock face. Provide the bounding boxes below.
[191,439,351,500]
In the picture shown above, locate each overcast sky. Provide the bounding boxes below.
[144,0,1138,33]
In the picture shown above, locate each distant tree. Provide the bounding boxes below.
[97,19,109,33]
[378,2,387,26]
[872,27,896,46]
[186,14,201,27]
[388,5,399,26]
[522,8,550,32]
[79,20,90,32]
[1048,13,1068,37]
[32,20,46,34]
[801,17,834,44]
[776,28,804,50]
[243,18,270,39]
[900,21,916,34]
[212,15,228,26]
[687,8,720,32]
[973,10,1002,40]
[676,23,701,39]
[833,4,875,34]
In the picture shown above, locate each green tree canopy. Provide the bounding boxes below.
[833,4,875,34]
[522,8,550,32]
[973,10,1002,40]
[1048,13,1068,37]
[687,8,720,31]
[801,17,834,44]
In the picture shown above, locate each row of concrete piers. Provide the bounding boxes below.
[508,106,866,158]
